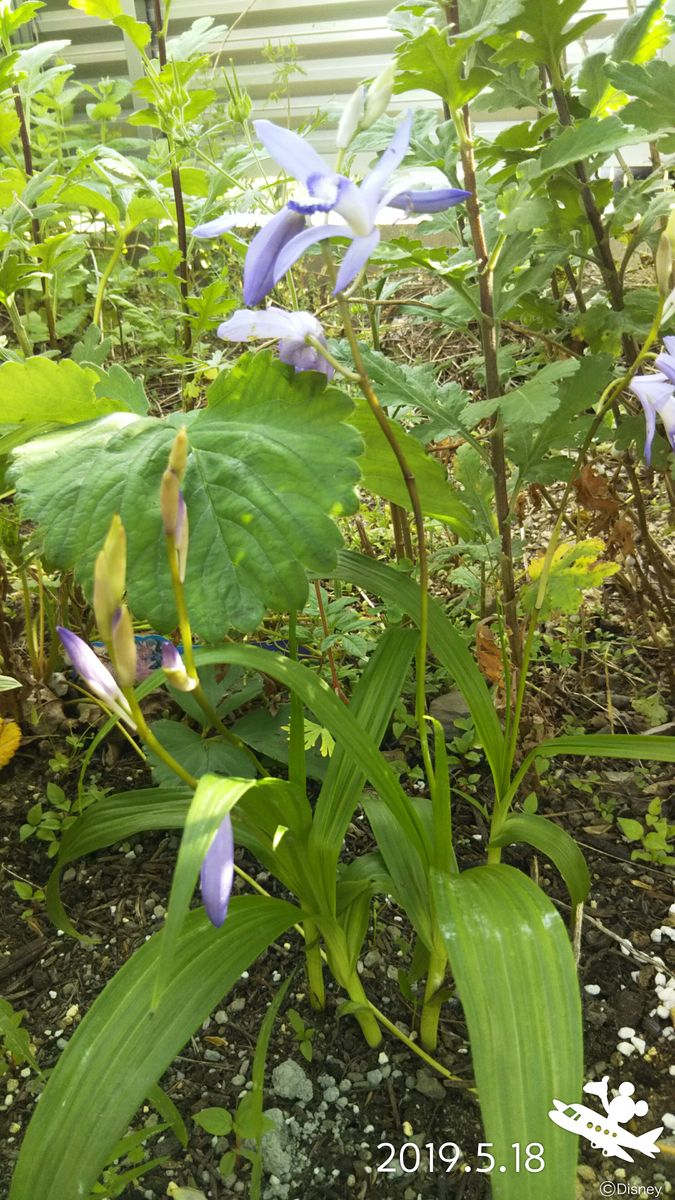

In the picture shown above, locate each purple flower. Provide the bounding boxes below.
[654,336,675,385]
[194,114,470,304]
[217,307,334,378]
[57,625,135,728]
[200,813,234,928]
[629,373,675,463]
[161,641,196,692]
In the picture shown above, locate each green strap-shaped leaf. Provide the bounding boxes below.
[8,896,299,1200]
[490,813,590,906]
[432,865,582,1200]
[363,795,435,948]
[334,550,506,788]
[508,731,675,805]
[46,786,191,940]
[153,775,272,1006]
[194,645,432,868]
[310,626,418,906]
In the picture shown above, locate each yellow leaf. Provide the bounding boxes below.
[0,719,21,768]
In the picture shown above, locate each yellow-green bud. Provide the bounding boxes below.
[656,231,673,298]
[111,605,137,689]
[93,514,127,643]
[665,208,675,253]
[160,467,180,536]
[168,426,188,482]
[337,85,366,150]
[363,61,395,130]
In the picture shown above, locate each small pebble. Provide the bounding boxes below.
[662,1113,675,1132]
[617,1027,635,1039]
[585,984,601,996]
[617,1041,635,1057]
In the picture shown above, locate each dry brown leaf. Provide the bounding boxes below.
[0,719,21,768]
[607,517,636,559]
[475,622,505,687]
[574,465,619,514]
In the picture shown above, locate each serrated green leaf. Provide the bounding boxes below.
[523,538,619,618]
[94,364,149,416]
[10,354,362,639]
[113,14,151,50]
[496,0,605,70]
[8,897,298,1200]
[607,60,675,132]
[146,720,254,788]
[432,865,582,1200]
[57,183,121,229]
[351,344,474,441]
[0,358,136,425]
[395,25,497,109]
[532,116,647,178]
[496,360,579,431]
[349,397,473,535]
[491,813,590,906]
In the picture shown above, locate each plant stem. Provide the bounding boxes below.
[451,105,522,670]
[303,917,326,1010]
[313,580,347,701]
[12,85,57,348]
[93,233,125,329]
[151,0,190,350]
[335,290,435,794]
[125,690,198,789]
[5,297,33,356]
[419,936,448,1053]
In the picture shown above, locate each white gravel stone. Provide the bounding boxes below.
[618,1027,635,1039]
[617,1042,635,1057]
[584,984,601,996]
[662,1113,675,1131]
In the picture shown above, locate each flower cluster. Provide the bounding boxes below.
[630,339,675,463]
[194,109,469,375]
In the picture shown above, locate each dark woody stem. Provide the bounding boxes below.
[152,0,190,352]
[12,85,57,348]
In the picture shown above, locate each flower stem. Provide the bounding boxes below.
[93,233,125,329]
[335,291,435,794]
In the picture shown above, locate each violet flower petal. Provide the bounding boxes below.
[193,213,244,239]
[243,207,306,305]
[278,334,334,378]
[272,222,348,285]
[629,373,675,464]
[57,625,135,726]
[217,307,306,342]
[334,229,381,294]
[254,119,329,185]
[360,111,413,216]
[200,813,235,928]
[387,186,472,213]
[654,348,675,386]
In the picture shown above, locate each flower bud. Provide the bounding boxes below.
[175,491,189,582]
[665,208,675,253]
[168,426,188,482]
[111,605,137,689]
[656,231,673,298]
[363,61,395,130]
[160,467,180,536]
[228,88,252,125]
[93,514,126,643]
[336,85,366,150]
[161,641,196,691]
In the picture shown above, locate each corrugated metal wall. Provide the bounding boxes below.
[18,1,673,152]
